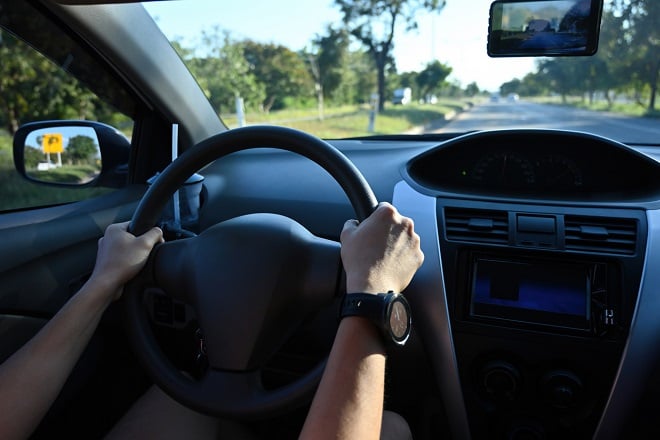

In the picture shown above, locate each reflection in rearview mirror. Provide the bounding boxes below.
[488,0,602,57]
[23,126,102,185]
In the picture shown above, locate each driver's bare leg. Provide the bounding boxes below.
[106,386,411,439]
[104,385,221,440]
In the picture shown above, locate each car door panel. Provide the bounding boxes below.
[0,185,146,363]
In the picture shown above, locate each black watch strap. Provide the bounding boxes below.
[341,293,388,319]
[340,292,411,346]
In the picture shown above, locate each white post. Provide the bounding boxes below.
[235,96,245,127]
[316,83,324,121]
[171,123,180,228]
[368,93,379,133]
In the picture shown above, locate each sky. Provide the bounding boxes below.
[143,0,537,92]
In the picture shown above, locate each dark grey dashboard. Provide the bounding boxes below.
[195,129,660,439]
[200,129,660,230]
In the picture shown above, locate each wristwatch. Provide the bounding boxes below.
[340,292,412,346]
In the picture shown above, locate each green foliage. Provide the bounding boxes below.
[464,82,480,97]
[0,30,122,135]
[334,0,447,110]
[609,0,659,110]
[65,135,98,165]
[242,41,315,112]
[181,28,266,113]
[24,146,42,169]
[415,60,452,98]
[309,26,352,101]
[337,50,378,104]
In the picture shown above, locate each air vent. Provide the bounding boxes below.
[444,208,509,244]
[564,215,637,255]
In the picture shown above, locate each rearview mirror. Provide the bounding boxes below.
[487,0,603,57]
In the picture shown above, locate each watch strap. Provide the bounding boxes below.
[340,293,388,321]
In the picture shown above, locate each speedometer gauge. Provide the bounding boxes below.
[535,155,583,189]
[472,152,536,187]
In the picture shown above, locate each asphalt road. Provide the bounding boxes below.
[433,100,660,145]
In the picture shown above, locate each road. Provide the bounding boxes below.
[432,100,660,145]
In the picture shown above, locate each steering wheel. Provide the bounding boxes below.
[124,125,378,419]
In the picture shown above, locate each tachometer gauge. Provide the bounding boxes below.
[472,152,536,187]
[535,155,583,189]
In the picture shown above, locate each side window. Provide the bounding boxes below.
[0,3,137,212]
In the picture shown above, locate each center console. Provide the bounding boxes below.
[437,200,646,440]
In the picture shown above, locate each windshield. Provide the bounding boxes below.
[144,0,658,144]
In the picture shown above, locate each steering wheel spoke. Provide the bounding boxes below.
[148,239,195,303]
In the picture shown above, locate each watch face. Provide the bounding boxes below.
[389,300,409,340]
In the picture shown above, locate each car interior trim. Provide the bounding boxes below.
[393,180,472,439]
[594,208,660,439]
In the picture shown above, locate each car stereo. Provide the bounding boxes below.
[468,255,614,334]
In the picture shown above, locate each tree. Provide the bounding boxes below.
[66,135,98,165]
[179,29,265,114]
[465,82,480,97]
[1,31,81,134]
[517,72,548,96]
[309,26,351,103]
[333,49,377,105]
[242,41,315,112]
[500,78,522,96]
[334,0,447,111]
[609,0,658,111]
[415,60,452,99]
[0,30,108,135]
[304,26,351,119]
[23,145,43,169]
[586,8,625,106]
[576,57,610,104]
[537,58,582,102]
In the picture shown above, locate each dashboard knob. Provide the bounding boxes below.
[539,369,583,409]
[480,360,521,402]
[507,422,546,440]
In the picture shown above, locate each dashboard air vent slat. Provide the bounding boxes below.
[445,208,509,244]
[564,215,637,255]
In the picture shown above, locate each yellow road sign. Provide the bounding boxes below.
[43,133,63,154]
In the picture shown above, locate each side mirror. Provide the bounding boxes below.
[487,0,603,57]
[13,120,130,188]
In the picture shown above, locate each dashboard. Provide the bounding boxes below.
[195,129,660,439]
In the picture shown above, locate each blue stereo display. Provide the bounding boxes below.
[471,258,591,329]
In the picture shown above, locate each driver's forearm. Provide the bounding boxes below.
[0,280,112,440]
[300,316,386,440]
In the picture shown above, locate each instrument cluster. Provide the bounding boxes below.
[470,151,583,189]
[405,130,660,200]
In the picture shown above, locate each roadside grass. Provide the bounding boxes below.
[30,165,99,184]
[528,95,659,118]
[220,100,470,138]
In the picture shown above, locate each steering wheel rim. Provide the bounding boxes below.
[125,125,378,419]
[130,125,377,235]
